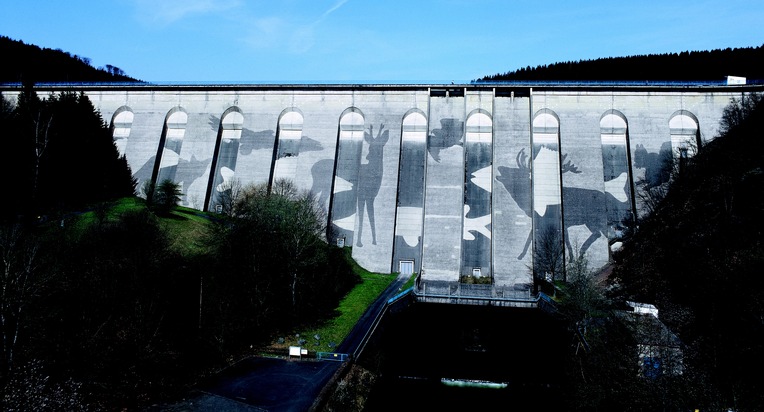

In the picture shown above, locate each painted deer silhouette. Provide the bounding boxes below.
[633,142,672,188]
[496,148,628,261]
[428,118,463,162]
[356,124,389,247]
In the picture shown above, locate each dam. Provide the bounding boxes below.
[10,81,760,301]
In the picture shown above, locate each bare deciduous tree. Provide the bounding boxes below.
[214,177,243,216]
[270,178,298,199]
[0,224,42,379]
[29,103,53,208]
[564,249,604,323]
[719,92,762,135]
[532,225,566,290]
[231,179,328,315]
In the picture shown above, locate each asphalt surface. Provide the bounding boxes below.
[152,357,342,412]
[150,273,410,412]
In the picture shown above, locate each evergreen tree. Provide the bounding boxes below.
[0,88,136,220]
[479,44,764,82]
[152,179,182,216]
[0,36,139,83]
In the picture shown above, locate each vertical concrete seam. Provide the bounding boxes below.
[528,88,535,280]
[460,88,468,278]
[420,89,431,276]
[491,88,496,283]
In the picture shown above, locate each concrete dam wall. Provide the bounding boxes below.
[22,83,758,291]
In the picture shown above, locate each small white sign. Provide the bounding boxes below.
[289,346,301,357]
[727,76,746,85]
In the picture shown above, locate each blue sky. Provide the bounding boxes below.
[2,0,763,83]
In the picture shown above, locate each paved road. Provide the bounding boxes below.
[151,273,410,412]
[152,357,342,412]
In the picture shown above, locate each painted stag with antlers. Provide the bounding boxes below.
[496,148,630,263]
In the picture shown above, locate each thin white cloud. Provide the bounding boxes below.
[242,0,352,55]
[291,0,351,53]
[130,0,243,25]
[318,0,350,22]
[290,26,316,54]
[244,17,286,49]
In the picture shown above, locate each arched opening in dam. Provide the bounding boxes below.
[9,82,756,292]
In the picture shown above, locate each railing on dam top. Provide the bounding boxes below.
[471,79,764,87]
[414,280,538,307]
[3,79,762,90]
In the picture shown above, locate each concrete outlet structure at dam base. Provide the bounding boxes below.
[8,82,761,304]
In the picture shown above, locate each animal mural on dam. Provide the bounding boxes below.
[328,122,389,248]
[428,118,464,162]
[496,148,632,262]
[461,112,493,276]
[206,110,282,210]
[356,124,389,247]
[57,82,748,283]
[134,154,210,197]
[420,115,474,278]
[207,113,242,209]
[391,111,428,273]
[633,142,674,189]
[310,159,335,209]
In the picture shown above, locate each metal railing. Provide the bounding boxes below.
[471,79,764,87]
[4,79,761,89]
[316,352,349,362]
[414,280,539,307]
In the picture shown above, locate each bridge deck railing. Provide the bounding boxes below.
[414,280,538,307]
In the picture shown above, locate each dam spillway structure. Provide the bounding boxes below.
[7,81,760,305]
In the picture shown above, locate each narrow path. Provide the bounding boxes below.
[336,272,410,357]
[150,273,411,412]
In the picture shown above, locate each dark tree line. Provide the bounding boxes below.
[593,94,764,411]
[480,44,764,82]
[202,180,359,352]
[0,36,140,84]
[0,83,358,409]
[0,87,137,221]
[544,94,764,411]
[0,189,358,409]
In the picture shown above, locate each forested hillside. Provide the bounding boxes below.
[0,36,139,84]
[0,88,137,219]
[5,35,762,84]
[600,94,764,411]
[480,44,764,82]
[0,87,360,410]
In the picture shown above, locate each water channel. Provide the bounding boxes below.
[358,300,571,411]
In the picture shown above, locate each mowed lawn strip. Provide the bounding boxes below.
[70,198,213,258]
[161,206,214,257]
[271,254,395,353]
